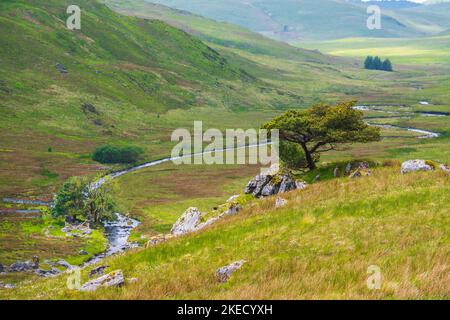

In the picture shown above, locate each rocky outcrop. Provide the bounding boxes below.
[401,160,434,174]
[216,260,246,283]
[81,270,124,291]
[9,257,39,273]
[245,166,305,198]
[171,201,244,236]
[171,207,204,236]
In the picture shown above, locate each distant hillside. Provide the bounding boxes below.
[142,0,450,40]
[106,0,330,62]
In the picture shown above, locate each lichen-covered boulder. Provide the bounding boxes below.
[401,160,434,174]
[245,165,301,198]
[171,207,204,235]
[81,270,124,291]
[216,260,246,283]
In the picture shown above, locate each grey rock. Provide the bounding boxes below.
[55,63,68,74]
[275,197,287,208]
[333,167,340,177]
[245,174,271,197]
[81,270,124,292]
[246,166,299,198]
[89,265,109,278]
[216,260,246,283]
[313,174,321,182]
[79,250,88,255]
[0,264,4,273]
[9,260,39,272]
[295,181,307,190]
[56,259,73,270]
[401,160,433,174]
[171,207,204,236]
[345,163,353,175]
[35,267,61,278]
[440,164,450,173]
[0,283,15,289]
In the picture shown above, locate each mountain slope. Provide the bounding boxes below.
[2,166,449,299]
[0,0,310,196]
[143,0,450,40]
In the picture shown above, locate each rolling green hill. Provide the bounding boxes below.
[142,0,450,40]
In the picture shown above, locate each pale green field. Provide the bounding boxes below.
[296,35,450,65]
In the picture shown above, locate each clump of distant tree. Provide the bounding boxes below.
[364,56,393,72]
[92,144,143,164]
[52,176,117,227]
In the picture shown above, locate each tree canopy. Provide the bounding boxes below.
[263,101,381,170]
[52,176,117,227]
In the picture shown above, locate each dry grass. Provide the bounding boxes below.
[2,166,448,300]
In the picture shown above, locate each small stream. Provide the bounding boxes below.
[354,105,446,139]
[83,214,140,267]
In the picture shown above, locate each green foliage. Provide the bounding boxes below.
[52,176,117,225]
[364,56,393,71]
[52,176,88,219]
[92,145,144,164]
[263,101,381,170]
[280,140,308,170]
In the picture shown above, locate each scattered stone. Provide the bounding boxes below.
[295,181,307,190]
[81,270,124,292]
[35,267,61,278]
[275,197,287,208]
[313,174,321,182]
[216,260,246,283]
[55,63,68,75]
[333,167,340,177]
[56,259,73,270]
[401,160,434,174]
[225,203,242,216]
[349,168,371,179]
[81,103,99,115]
[440,164,450,173]
[9,260,39,272]
[89,265,109,278]
[0,283,15,289]
[345,163,353,175]
[79,250,88,255]
[171,207,204,235]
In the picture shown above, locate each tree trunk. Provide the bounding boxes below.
[300,143,316,170]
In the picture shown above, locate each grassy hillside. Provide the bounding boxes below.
[141,0,450,40]
[2,166,449,299]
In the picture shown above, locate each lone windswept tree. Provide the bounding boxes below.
[263,101,381,170]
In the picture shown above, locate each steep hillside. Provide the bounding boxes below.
[2,166,449,299]
[0,0,314,197]
[142,0,450,40]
